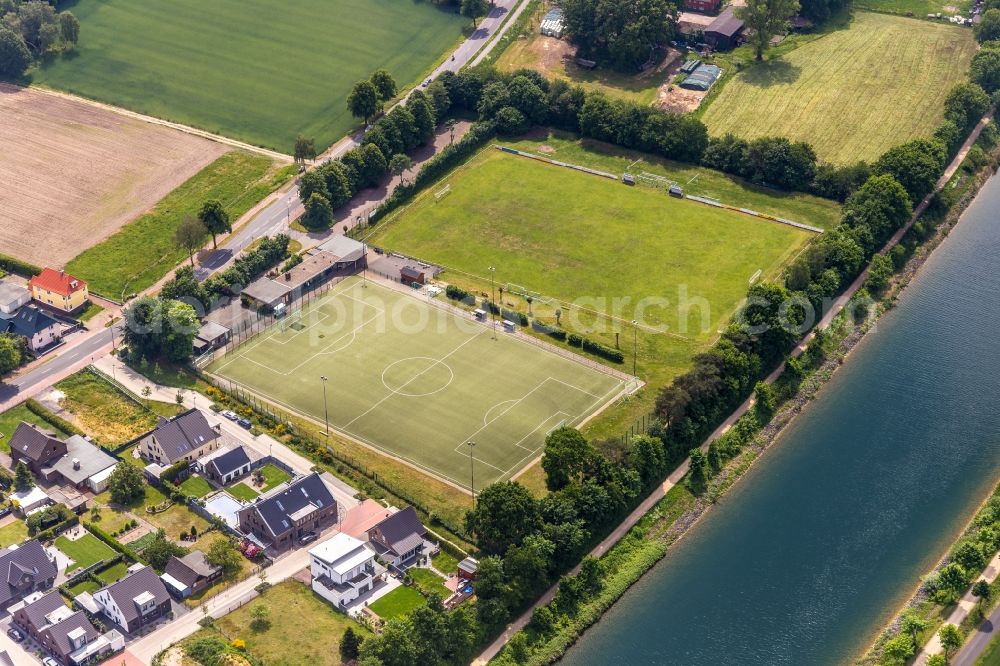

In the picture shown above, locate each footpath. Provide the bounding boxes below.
[472,112,994,665]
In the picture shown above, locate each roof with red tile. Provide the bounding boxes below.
[99,649,145,666]
[340,499,392,539]
[28,268,87,296]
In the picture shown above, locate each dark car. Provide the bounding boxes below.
[299,531,319,545]
[622,173,636,186]
[237,418,252,429]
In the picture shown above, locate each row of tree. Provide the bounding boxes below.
[297,77,441,230]
[0,0,79,77]
[429,66,875,198]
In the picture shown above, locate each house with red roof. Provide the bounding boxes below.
[27,268,89,314]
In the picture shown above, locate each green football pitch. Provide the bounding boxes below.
[207,278,628,489]
[31,0,464,152]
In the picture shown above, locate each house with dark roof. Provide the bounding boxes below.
[92,566,171,634]
[161,551,222,598]
[40,610,103,665]
[3,306,62,353]
[28,268,89,314]
[704,7,745,50]
[0,540,57,609]
[13,590,72,644]
[198,446,251,485]
[138,409,223,466]
[237,473,338,550]
[9,422,67,475]
[366,506,427,567]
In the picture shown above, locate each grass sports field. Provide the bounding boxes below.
[370,147,815,339]
[702,12,976,165]
[208,278,626,489]
[32,0,464,152]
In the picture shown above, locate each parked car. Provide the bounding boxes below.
[6,627,22,642]
[299,531,319,545]
[0,505,12,519]
[222,410,238,421]
[237,418,252,429]
[43,658,59,666]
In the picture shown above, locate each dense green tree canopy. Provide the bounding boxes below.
[562,0,676,72]
[465,481,541,554]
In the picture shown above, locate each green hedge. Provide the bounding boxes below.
[83,521,142,564]
[531,320,567,341]
[0,253,41,279]
[25,399,87,437]
[446,284,475,304]
[501,308,528,326]
[567,334,624,363]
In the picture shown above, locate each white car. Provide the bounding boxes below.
[43,658,59,666]
[222,410,238,421]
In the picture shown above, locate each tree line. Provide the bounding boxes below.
[0,0,79,77]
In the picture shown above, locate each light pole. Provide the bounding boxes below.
[632,320,639,377]
[320,376,330,437]
[488,266,497,340]
[362,240,368,288]
[467,441,477,505]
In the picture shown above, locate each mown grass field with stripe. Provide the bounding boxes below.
[702,12,976,164]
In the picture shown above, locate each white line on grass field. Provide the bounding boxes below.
[342,327,488,429]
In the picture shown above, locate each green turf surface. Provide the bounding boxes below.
[369,585,427,620]
[499,131,842,229]
[0,520,28,548]
[254,463,292,491]
[227,483,259,502]
[66,152,291,299]
[409,567,451,599]
[208,278,626,488]
[55,533,117,572]
[95,561,131,585]
[371,147,814,339]
[179,475,214,498]
[31,0,465,152]
[702,12,977,165]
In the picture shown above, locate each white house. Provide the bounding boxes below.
[310,533,383,608]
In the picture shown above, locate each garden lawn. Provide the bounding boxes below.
[410,568,451,599]
[702,12,977,164]
[95,561,130,584]
[67,579,101,596]
[432,552,459,576]
[56,369,178,445]
[0,403,70,453]
[0,520,28,548]
[255,464,292,491]
[195,580,369,665]
[369,585,427,620]
[66,152,291,298]
[55,533,117,572]
[32,0,465,152]
[226,483,259,502]
[144,504,211,544]
[179,475,214,499]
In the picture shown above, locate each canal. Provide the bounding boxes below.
[563,176,1000,665]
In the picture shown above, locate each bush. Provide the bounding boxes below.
[532,320,568,341]
[500,308,528,326]
[0,253,41,279]
[581,338,625,363]
[568,333,583,347]
[446,284,475,304]
[160,460,190,484]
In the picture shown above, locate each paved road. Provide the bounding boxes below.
[956,600,1000,666]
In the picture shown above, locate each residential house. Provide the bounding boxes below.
[9,422,117,493]
[0,281,30,315]
[237,473,338,550]
[161,551,222,598]
[27,268,89,314]
[704,7,745,50]
[0,540,58,609]
[138,409,223,466]
[14,591,116,665]
[93,566,171,634]
[3,306,61,353]
[9,422,67,476]
[198,446,251,485]
[366,506,427,568]
[310,533,382,608]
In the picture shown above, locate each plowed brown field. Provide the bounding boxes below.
[0,84,227,267]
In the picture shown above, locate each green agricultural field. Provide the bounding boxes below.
[31,0,465,152]
[371,147,815,339]
[208,278,626,489]
[66,152,292,299]
[702,12,976,165]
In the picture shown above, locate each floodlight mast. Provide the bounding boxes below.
[489,266,497,340]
